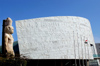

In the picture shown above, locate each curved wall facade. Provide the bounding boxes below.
[16,16,96,59]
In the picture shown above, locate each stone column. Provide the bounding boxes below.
[2,20,6,55]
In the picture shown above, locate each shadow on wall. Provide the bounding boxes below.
[0,41,19,54]
[13,41,19,54]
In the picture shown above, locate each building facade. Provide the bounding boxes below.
[16,16,98,66]
[95,43,100,54]
[95,43,100,66]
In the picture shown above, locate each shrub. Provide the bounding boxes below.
[0,57,27,66]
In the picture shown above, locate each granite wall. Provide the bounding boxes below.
[16,16,96,59]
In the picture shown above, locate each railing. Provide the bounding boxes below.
[89,60,99,66]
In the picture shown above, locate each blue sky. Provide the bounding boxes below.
[0,0,100,45]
